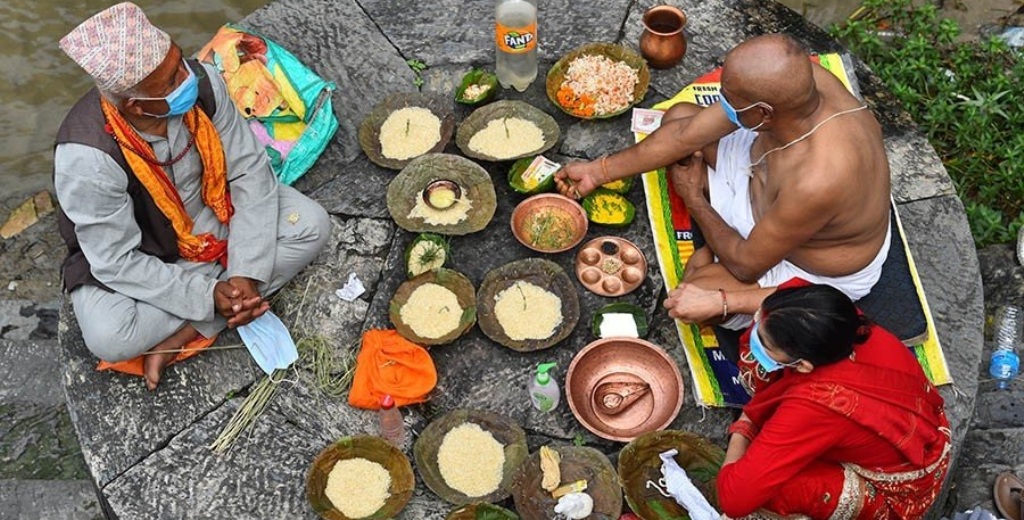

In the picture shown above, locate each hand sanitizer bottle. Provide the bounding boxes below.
[529,362,560,412]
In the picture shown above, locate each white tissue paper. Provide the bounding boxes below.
[599,313,639,338]
[554,492,594,520]
[335,273,366,302]
[659,449,720,520]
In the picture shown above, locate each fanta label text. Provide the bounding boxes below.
[496,22,537,53]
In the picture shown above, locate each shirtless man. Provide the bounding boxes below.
[555,34,891,329]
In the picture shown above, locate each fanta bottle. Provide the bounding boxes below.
[496,0,537,91]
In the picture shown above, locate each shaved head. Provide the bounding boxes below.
[722,34,816,112]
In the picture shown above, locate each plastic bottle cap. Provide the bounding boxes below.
[380,394,396,409]
[536,362,556,384]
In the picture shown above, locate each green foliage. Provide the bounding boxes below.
[407,58,428,90]
[831,0,1024,245]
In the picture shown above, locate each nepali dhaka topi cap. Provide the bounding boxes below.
[59,2,171,93]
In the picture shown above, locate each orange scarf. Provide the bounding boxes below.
[96,99,232,377]
[100,98,233,264]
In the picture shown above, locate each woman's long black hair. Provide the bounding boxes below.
[759,284,872,366]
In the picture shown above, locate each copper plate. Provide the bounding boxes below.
[566,338,684,442]
[574,236,648,297]
[511,193,588,253]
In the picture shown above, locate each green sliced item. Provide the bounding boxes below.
[592,302,649,338]
[455,69,499,105]
[507,156,556,194]
[405,233,450,278]
[582,188,635,227]
[601,175,634,194]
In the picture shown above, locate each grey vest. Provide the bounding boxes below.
[54,59,217,292]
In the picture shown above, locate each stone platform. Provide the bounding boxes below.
[56,0,983,518]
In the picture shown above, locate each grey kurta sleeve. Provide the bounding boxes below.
[203,62,279,284]
[54,143,219,322]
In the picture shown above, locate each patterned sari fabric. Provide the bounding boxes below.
[732,323,950,519]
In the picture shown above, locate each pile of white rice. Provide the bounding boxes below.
[437,422,505,497]
[399,282,462,339]
[562,55,639,115]
[325,457,391,518]
[379,107,441,160]
[467,117,544,159]
[493,280,563,340]
[408,194,474,226]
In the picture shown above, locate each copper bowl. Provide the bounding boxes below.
[510,193,588,254]
[566,338,684,442]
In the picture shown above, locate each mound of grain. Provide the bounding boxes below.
[467,117,544,159]
[493,281,563,340]
[437,422,505,497]
[407,194,474,226]
[399,283,462,339]
[379,107,442,160]
[325,458,391,518]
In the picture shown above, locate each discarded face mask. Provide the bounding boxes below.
[238,311,299,375]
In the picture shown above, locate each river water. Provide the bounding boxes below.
[0,0,267,197]
[0,0,875,198]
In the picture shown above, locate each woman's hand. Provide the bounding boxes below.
[555,161,602,200]
[663,282,723,323]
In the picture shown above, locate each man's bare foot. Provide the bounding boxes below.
[143,324,198,391]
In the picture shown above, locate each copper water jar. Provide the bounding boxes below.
[639,5,688,69]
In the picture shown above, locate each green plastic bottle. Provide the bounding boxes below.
[529,362,560,412]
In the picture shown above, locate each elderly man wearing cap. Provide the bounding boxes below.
[54,3,331,390]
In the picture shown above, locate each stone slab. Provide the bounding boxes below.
[358,0,634,67]
[0,340,87,481]
[896,195,984,517]
[950,428,1024,513]
[0,340,62,406]
[0,479,102,520]
[59,301,263,487]
[103,401,324,519]
[0,300,58,341]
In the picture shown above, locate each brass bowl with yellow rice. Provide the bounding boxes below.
[306,436,415,520]
[387,153,497,236]
[414,409,528,505]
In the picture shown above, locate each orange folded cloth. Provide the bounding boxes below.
[96,334,218,377]
[348,329,437,410]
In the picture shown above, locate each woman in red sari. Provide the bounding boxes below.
[716,282,950,519]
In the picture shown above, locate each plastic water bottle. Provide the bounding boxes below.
[529,362,560,412]
[378,394,406,448]
[496,0,538,91]
[989,305,1022,390]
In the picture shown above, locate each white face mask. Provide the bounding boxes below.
[237,311,299,375]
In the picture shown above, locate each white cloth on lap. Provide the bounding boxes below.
[707,129,891,330]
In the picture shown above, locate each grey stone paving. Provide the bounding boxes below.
[0,0,1008,517]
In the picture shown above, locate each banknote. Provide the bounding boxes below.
[631,108,664,133]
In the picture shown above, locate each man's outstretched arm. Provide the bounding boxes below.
[555,102,737,198]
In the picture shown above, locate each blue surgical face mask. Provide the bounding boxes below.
[749,321,801,372]
[720,93,771,131]
[237,311,299,375]
[131,60,199,118]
